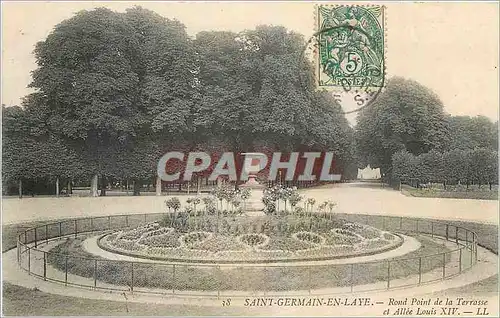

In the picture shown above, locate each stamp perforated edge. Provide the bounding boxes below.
[311,3,388,92]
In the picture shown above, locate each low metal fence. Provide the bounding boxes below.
[17,213,478,297]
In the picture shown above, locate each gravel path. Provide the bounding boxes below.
[3,182,498,225]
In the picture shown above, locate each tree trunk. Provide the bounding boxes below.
[67,180,72,195]
[18,179,22,199]
[156,177,162,196]
[443,180,446,190]
[126,179,129,195]
[489,182,492,191]
[56,177,60,197]
[133,179,141,196]
[91,174,99,197]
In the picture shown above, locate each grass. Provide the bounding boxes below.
[401,184,498,200]
[430,274,498,296]
[1,282,243,316]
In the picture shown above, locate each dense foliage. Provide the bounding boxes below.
[355,77,450,177]
[356,77,498,186]
[392,148,498,188]
[2,7,356,195]
[3,7,497,196]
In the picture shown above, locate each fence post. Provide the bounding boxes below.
[442,253,446,278]
[28,248,31,275]
[130,262,134,292]
[94,259,98,289]
[465,231,469,247]
[455,227,459,245]
[217,265,221,299]
[58,222,62,239]
[74,219,78,238]
[475,241,478,262]
[418,257,422,284]
[43,252,47,281]
[350,264,354,293]
[416,219,419,233]
[386,261,390,289]
[34,228,38,248]
[459,248,462,273]
[474,235,478,263]
[470,239,473,267]
[126,215,129,227]
[431,222,434,238]
[308,266,312,295]
[45,224,49,244]
[90,218,94,231]
[445,225,449,241]
[65,255,68,286]
[172,264,176,295]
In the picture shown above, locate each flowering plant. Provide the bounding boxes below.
[262,185,301,214]
[165,197,181,212]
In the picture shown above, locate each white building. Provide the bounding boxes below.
[357,165,381,180]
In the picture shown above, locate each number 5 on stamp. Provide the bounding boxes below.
[315,5,386,90]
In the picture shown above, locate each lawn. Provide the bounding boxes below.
[1,282,243,316]
[401,184,498,200]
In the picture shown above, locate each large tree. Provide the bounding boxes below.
[445,115,498,151]
[2,103,85,196]
[26,7,195,195]
[194,25,355,179]
[6,9,356,195]
[355,77,449,178]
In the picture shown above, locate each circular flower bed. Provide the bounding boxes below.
[98,214,403,263]
[292,231,326,245]
[238,233,270,248]
[181,231,212,246]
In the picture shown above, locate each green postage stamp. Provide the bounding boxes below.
[316,5,386,90]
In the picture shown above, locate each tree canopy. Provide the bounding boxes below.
[3,6,497,195]
[355,77,450,176]
[445,115,498,151]
[3,6,357,195]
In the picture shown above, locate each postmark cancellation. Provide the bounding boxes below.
[315,5,386,92]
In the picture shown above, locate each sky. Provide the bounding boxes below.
[1,1,499,122]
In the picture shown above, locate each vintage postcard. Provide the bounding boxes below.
[1,1,498,317]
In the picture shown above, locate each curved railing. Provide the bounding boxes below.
[16,213,478,297]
